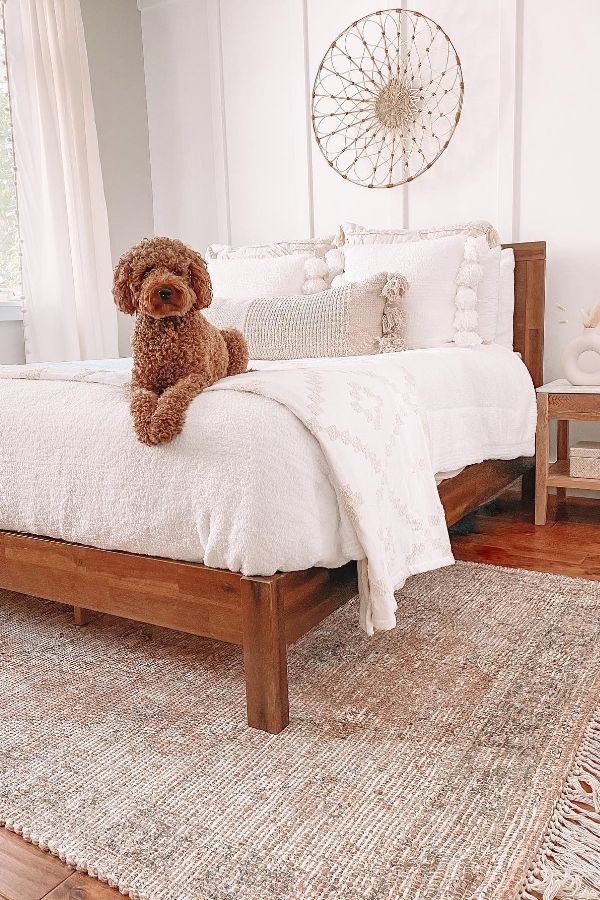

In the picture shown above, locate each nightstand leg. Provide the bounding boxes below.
[535,393,549,525]
[556,420,569,505]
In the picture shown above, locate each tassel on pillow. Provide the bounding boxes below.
[379,274,409,353]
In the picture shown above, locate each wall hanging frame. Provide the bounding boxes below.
[312,8,463,188]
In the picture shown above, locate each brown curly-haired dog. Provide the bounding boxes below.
[113,236,248,445]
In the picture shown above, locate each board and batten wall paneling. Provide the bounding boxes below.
[518,0,600,383]
[518,0,600,447]
[307,0,412,237]
[401,1,502,231]
[308,0,517,237]
[141,0,516,245]
[139,0,600,412]
[139,0,219,253]
[218,0,313,246]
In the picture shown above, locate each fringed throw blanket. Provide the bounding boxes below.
[0,358,452,633]
[211,364,453,633]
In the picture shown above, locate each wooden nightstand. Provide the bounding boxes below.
[535,380,600,524]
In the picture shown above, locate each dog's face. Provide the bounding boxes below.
[113,237,212,318]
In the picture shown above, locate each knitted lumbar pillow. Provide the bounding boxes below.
[204,273,409,360]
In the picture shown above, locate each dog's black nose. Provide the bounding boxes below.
[158,288,172,300]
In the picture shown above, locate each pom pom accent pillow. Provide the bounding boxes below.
[204,273,408,360]
[207,254,314,300]
[338,234,487,349]
[453,235,502,346]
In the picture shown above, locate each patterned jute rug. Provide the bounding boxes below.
[1,561,600,900]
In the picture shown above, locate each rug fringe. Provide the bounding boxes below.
[520,707,600,900]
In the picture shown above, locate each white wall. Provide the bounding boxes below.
[141,0,514,242]
[0,320,24,364]
[517,0,600,448]
[139,0,600,407]
[139,0,219,251]
[307,1,508,238]
[80,0,154,356]
[4,0,599,397]
[518,0,600,382]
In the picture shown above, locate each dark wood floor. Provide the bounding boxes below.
[450,490,600,579]
[1,489,598,899]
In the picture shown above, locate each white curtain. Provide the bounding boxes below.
[4,0,118,362]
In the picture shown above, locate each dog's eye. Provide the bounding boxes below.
[173,268,183,277]
[142,267,152,279]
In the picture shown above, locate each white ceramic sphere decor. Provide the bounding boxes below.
[562,332,600,386]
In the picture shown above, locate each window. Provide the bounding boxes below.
[0,4,22,306]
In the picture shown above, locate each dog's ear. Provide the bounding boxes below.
[188,251,212,310]
[113,250,137,315]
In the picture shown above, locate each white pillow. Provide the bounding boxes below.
[495,249,515,349]
[208,254,312,300]
[206,236,334,260]
[340,234,472,349]
[340,220,500,249]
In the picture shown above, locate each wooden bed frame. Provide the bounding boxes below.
[0,241,545,734]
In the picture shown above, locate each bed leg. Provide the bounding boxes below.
[241,575,289,734]
[522,466,535,502]
[73,605,91,626]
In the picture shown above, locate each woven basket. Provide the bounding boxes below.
[569,441,600,478]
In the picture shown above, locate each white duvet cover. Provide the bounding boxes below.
[0,345,535,631]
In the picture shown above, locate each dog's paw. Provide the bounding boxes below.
[147,402,186,445]
[131,390,159,444]
[131,389,158,416]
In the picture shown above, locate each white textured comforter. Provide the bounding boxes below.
[0,345,535,631]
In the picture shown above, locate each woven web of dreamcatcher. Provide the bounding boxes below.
[312,9,463,188]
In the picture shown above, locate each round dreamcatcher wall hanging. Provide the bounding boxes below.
[312,9,463,188]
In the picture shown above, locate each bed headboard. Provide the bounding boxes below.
[501,241,546,387]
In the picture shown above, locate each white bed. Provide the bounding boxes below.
[0,344,535,577]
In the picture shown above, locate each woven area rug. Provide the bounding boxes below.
[1,561,600,900]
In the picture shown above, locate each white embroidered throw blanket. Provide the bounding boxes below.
[0,360,453,634]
